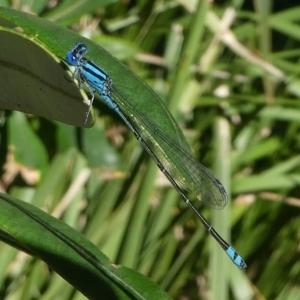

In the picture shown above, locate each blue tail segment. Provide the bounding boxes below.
[226,246,247,270]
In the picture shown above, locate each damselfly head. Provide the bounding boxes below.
[66,43,88,66]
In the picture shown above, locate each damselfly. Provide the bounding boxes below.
[65,43,247,270]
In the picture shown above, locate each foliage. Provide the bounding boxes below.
[0,0,300,299]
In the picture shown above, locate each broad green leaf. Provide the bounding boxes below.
[0,192,172,300]
[0,27,93,127]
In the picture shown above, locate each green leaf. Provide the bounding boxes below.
[0,26,93,127]
[0,192,172,300]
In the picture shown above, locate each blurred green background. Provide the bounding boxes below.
[1,0,300,299]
